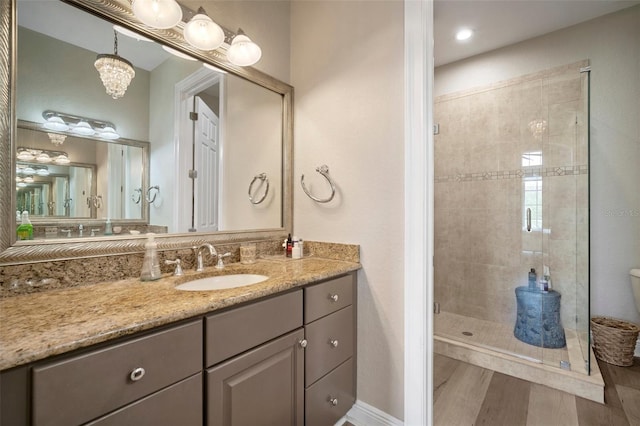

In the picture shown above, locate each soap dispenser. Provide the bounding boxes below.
[140,233,161,281]
[16,211,33,240]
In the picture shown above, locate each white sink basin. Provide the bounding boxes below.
[175,274,269,291]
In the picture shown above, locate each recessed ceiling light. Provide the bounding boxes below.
[456,28,473,41]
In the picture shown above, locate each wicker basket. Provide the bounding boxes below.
[591,317,640,366]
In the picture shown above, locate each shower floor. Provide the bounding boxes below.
[434,311,604,402]
[434,311,580,369]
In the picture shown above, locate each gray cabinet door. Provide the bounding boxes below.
[206,329,305,426]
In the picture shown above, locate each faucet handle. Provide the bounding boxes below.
[165,258,183,276]
[216,252,232,269]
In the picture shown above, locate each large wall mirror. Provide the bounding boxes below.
[0,0,293,263]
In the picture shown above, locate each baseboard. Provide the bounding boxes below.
[337,400,403,426]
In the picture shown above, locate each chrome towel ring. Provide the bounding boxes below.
[301,165,336,203]
[146,185,160,204]
[248,173,270,204]
[131,188,142,204]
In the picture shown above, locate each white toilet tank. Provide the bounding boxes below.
[631,269,640,313]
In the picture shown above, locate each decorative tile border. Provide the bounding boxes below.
[435,164,588,183]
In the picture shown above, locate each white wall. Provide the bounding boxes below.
[435,5,640,325]
[291,0,405,419]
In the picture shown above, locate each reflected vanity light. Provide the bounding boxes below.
[227,29,262,67]
[43,115,69,132]
[455,28,473,41]
[183,7,225,51]
[162,45,197,61]
[203,63,227,74]
[114,25,152,42]
[17,148,71,166]
[132,0,183,29]
[42,111,120,140]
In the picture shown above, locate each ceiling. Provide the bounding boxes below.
[18,0,640,70]
[434,0,640,66]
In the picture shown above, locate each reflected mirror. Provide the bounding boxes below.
[12,0,288,242]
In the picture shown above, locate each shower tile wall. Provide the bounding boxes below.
[434,61,589,331]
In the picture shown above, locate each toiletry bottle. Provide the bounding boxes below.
[140,233,161,281]
[104,218,113,236]
[286,233,293,258]
[528,268,537,290]
[542,265,551,291]
[292,240,302,259]
[16,211,33,240]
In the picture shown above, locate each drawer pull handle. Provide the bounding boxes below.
[328,396,339,406]
[298,339,308,348]
[329,294,339,302]
[330,339,339,348]
[130,367,146,382]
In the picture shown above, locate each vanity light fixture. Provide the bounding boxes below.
[455,28,473,41]
[42,111,120,140]
[226,29,262,67]
[132,0,183,29]
[94,31,136,100]
[43,115,69,132]
[183,7,225,51]
[72,120,96,136]
[17,148,71,166]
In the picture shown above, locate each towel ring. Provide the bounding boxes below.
[248,173,270,204]
[146,185,160,204]
[301,165,336,203]
[131,188,142,204]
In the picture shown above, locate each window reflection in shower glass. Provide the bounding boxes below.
[522,151,542,231]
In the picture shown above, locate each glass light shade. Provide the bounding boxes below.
[94,54,136,100]
[132,0,182,29]
[227,33,262,66]
[36,167,50,176]
[17,150,35,161]
[184,13,225,50]
[162,45,197,61]
[47,133,67,146]
[72,120,96,136]
[36,152,52,163]
[114,25,152,42]
[23,176,34,183]
[54,154,71,165]
[99,126,120,140]
[15,176,21,183]
[43,116,69,131]
[23,167,36,175]
[17,182,27,188]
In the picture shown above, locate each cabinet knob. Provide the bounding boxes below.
[329,294,339,302]
[329,339,339,348]
[298,339,308,348]
[328,396,339,406]
[129,367,146,382]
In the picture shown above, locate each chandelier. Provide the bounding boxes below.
[94,30,135,99]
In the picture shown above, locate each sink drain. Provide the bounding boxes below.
[462,331,473,336]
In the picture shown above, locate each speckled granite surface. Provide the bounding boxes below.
[0,255,360,371]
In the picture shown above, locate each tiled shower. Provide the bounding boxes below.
[434,61,590,373]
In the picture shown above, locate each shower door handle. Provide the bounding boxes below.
[526,208,532,232]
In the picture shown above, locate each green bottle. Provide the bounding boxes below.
[16,211,33,240]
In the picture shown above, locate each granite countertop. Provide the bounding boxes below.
[0,256,360,371]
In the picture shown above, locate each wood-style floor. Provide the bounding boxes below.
[434,354,640,425]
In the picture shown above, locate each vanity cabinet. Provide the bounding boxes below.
[0,272,357,426]
[303,274,357,426]
[32,320,203,426]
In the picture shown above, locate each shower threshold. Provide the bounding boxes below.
[434,311,604,403]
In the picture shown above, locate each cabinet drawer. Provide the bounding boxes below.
[86,373,202,426]
[304,274,354,323]
[32,320,202,426]
[305,359,355,426]
[206,329,304,426]
[206,290,303,367]
[305,306,354,386]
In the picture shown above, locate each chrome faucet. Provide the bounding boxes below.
[193,243,217,272]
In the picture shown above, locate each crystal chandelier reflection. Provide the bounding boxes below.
[94,30,135,99]
[47,133,67,146]
[528,119,547,139]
